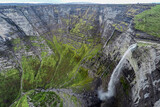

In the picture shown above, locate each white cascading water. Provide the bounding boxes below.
[98,43,137,100]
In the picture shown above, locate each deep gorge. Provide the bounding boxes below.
[0,4,160,107]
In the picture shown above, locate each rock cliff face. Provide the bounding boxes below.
[0,4,160,107]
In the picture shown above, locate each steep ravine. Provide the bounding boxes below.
[0,4,160,107]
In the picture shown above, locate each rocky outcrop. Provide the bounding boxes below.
[99,28,160,107]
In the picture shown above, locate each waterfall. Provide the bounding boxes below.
[98,44,137,100]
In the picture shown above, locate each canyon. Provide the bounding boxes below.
[0,3,160,107]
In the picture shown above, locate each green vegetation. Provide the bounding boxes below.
[63,93,80,106]
[21,56,41,91]
[19,14,102,91]
[12,37,23,51]
[10,34,101,105]
[134,5,160,37]
[29,91,63,107]
[11,91,63,107]
[112,21,128,32]
[15,24,101,92]
[0,69,21,107]
[137,42,151,47]
[11,94,29,107]
[4,9,102,106]
[70,18,94,38]
[36,35,101,89]
[71,95,78,105]
[120,77,129,95]
[127,8,139,17]
[12,38,21,44]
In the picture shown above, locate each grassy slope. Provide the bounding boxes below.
[20,16,102,92]
[0,69,21,107]
[1,9,102,106]
[11,94,29,107]
[8,16,102,106]
[21,35,101,91]
[134,5,160,37]
[28,91,63,107]
[11,36,101,106]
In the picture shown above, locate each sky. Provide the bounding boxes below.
[0,0,159,4]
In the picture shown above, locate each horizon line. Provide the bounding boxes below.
[0,2,159,4]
